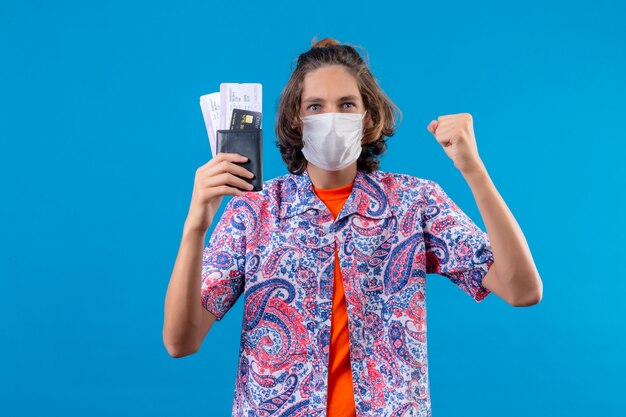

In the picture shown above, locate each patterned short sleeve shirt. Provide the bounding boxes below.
[201,167,495,417]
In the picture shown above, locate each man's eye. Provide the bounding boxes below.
[308,104,320,111]
[343,103,355,109]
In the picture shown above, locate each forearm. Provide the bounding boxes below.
[163,223,209,354]
[461,161,543,303]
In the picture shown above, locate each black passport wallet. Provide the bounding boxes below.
[216,128,263,191]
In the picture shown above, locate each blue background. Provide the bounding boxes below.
[1,0,625,416]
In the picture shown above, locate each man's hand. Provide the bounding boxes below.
[427,113,485,175]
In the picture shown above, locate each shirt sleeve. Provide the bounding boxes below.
[201,196,247,320]
[422,180,495,302]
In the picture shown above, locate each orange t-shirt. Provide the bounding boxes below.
[312,181,357,417]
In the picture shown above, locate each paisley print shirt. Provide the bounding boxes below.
[201,167,495,417]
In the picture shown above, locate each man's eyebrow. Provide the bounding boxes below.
[302,95,360,104]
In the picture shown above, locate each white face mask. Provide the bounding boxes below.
[301,111,367,171]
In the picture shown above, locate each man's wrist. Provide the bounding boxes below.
[461,158,489,181]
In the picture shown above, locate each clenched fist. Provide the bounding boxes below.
[427,113,486,175]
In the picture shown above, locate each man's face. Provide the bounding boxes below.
[299,65,364,120]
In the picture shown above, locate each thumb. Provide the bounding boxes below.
[427,120,438,135]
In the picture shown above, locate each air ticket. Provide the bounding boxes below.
[199,92,221,157]
[219,83,263,130]
[200,83,262,157]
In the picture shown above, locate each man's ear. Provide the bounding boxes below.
[291,115,303,132]
[364,111,374,130]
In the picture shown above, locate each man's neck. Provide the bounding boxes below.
[306,162,357,189]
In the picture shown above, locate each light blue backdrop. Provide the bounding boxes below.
[1,0,624,416]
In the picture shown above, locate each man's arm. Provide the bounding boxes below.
[163,225,217,358]
[426,113,542,307]
[462,165,543,307]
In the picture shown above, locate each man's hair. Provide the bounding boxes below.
[275,36,402,174]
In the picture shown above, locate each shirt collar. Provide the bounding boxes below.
[277,166,398,221]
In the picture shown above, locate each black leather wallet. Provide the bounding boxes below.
[216,128,263,191]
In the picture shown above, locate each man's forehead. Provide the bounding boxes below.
[302,93,361,103]
[302,68,359,94]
